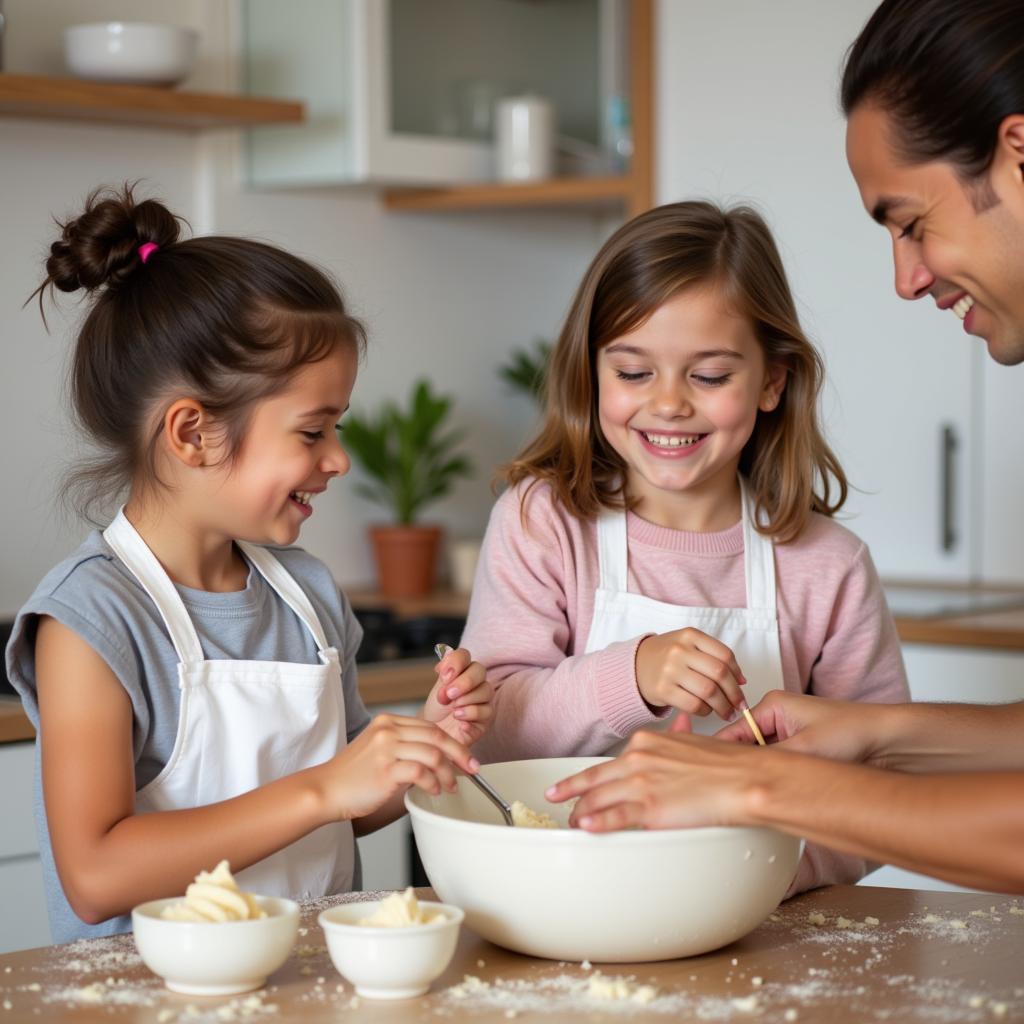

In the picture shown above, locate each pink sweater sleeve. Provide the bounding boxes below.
[803,541,908,706]
[783,537,909,897]
[463,487,665,762]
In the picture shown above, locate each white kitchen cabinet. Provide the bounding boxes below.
[0,742,50,953]
[655,0,980,583]
[243,0,626,187]
[980,359,1024,583]
[900,645,1024,705]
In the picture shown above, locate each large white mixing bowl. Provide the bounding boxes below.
[406,757,801,962]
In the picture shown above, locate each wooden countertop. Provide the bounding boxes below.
[0,698,33,743]
[894,605,1024,649]
[0,885,1021,1021]
[883,580,1024,649]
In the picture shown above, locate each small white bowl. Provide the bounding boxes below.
[131,896,299,995]
[319,899,463,1000]
[64,22,199,87]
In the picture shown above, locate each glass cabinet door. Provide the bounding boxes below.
[245,0,627,187]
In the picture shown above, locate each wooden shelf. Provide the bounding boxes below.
[384,175,635,214]
[0,72,303,130]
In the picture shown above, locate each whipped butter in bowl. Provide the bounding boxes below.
[320,889,463,999]
[132,861,298,995]
[159,859,267,922]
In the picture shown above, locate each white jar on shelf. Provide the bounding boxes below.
[495,95,556,182]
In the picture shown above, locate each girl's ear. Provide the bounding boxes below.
[759,363,788,413]
[163,399,212,467]
[995,114,1024,180]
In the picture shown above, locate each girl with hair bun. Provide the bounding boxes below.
[6,185,492,942]
[462,200,909,895]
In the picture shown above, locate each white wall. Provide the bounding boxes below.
[0,0,600,614]
[656,0,982,581]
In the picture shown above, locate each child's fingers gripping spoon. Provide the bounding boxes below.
[434,643,514,826]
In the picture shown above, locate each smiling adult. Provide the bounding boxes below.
[547,0,1024,893]
[844,0,1024,367]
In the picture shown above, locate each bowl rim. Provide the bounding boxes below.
[318,900,464,935]
[64,22,201,38]
[132,895,299,925]
[405,788,795,846]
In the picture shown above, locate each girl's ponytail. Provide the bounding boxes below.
[40,183,181,298]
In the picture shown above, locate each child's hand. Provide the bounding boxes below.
[423,646,493,746]
[324,714,480,821]
[636,628,746,721]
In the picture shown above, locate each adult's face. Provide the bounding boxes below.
[846,102,1024,366]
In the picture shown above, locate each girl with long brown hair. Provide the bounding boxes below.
[463,200,908,893]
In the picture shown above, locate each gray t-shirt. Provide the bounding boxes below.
[6,530,372,943]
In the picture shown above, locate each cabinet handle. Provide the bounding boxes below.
[940,424,958,553]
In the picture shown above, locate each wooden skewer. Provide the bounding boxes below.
[741,705,767,747]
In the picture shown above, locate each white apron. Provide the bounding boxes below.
[587,480,785,752]
[103,510,355,900]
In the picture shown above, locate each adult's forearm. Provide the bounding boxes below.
[874,701,1024,773]
[747,755,1024,892]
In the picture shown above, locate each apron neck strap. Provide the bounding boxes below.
[103,510,334,664]
[103,509,205,664]
[596,506,629,592]
[594,478,777,610]
[740,478,776,612]
[236,541,331,652]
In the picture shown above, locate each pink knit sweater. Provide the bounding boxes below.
[462,480,910,895]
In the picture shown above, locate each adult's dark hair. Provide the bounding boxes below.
[34,183,366,521]
[841,0,1024,178]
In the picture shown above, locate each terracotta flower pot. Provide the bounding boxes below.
[369,524,443,598]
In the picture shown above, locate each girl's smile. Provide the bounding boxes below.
[210,344,358,546]
[597,287,785,531]
[635,430,709,457]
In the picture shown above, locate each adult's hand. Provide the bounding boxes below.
[544,727,789,832]
[714,690,895,766]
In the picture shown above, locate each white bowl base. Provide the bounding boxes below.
[355,983,429,1000]
[164,977,265,996]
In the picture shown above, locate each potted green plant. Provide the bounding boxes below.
[342,379,474,598]
[498,338,552,402]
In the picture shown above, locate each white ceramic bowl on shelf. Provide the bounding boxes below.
[63,22,199,86]
[131,896,299,995]
[406,757,802,963]
[319,899,463,1000]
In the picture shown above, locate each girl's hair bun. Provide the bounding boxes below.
[44,182,182,295]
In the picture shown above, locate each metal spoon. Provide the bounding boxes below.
[434,643,514,826]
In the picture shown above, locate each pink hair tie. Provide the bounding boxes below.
[138,242,159,264]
